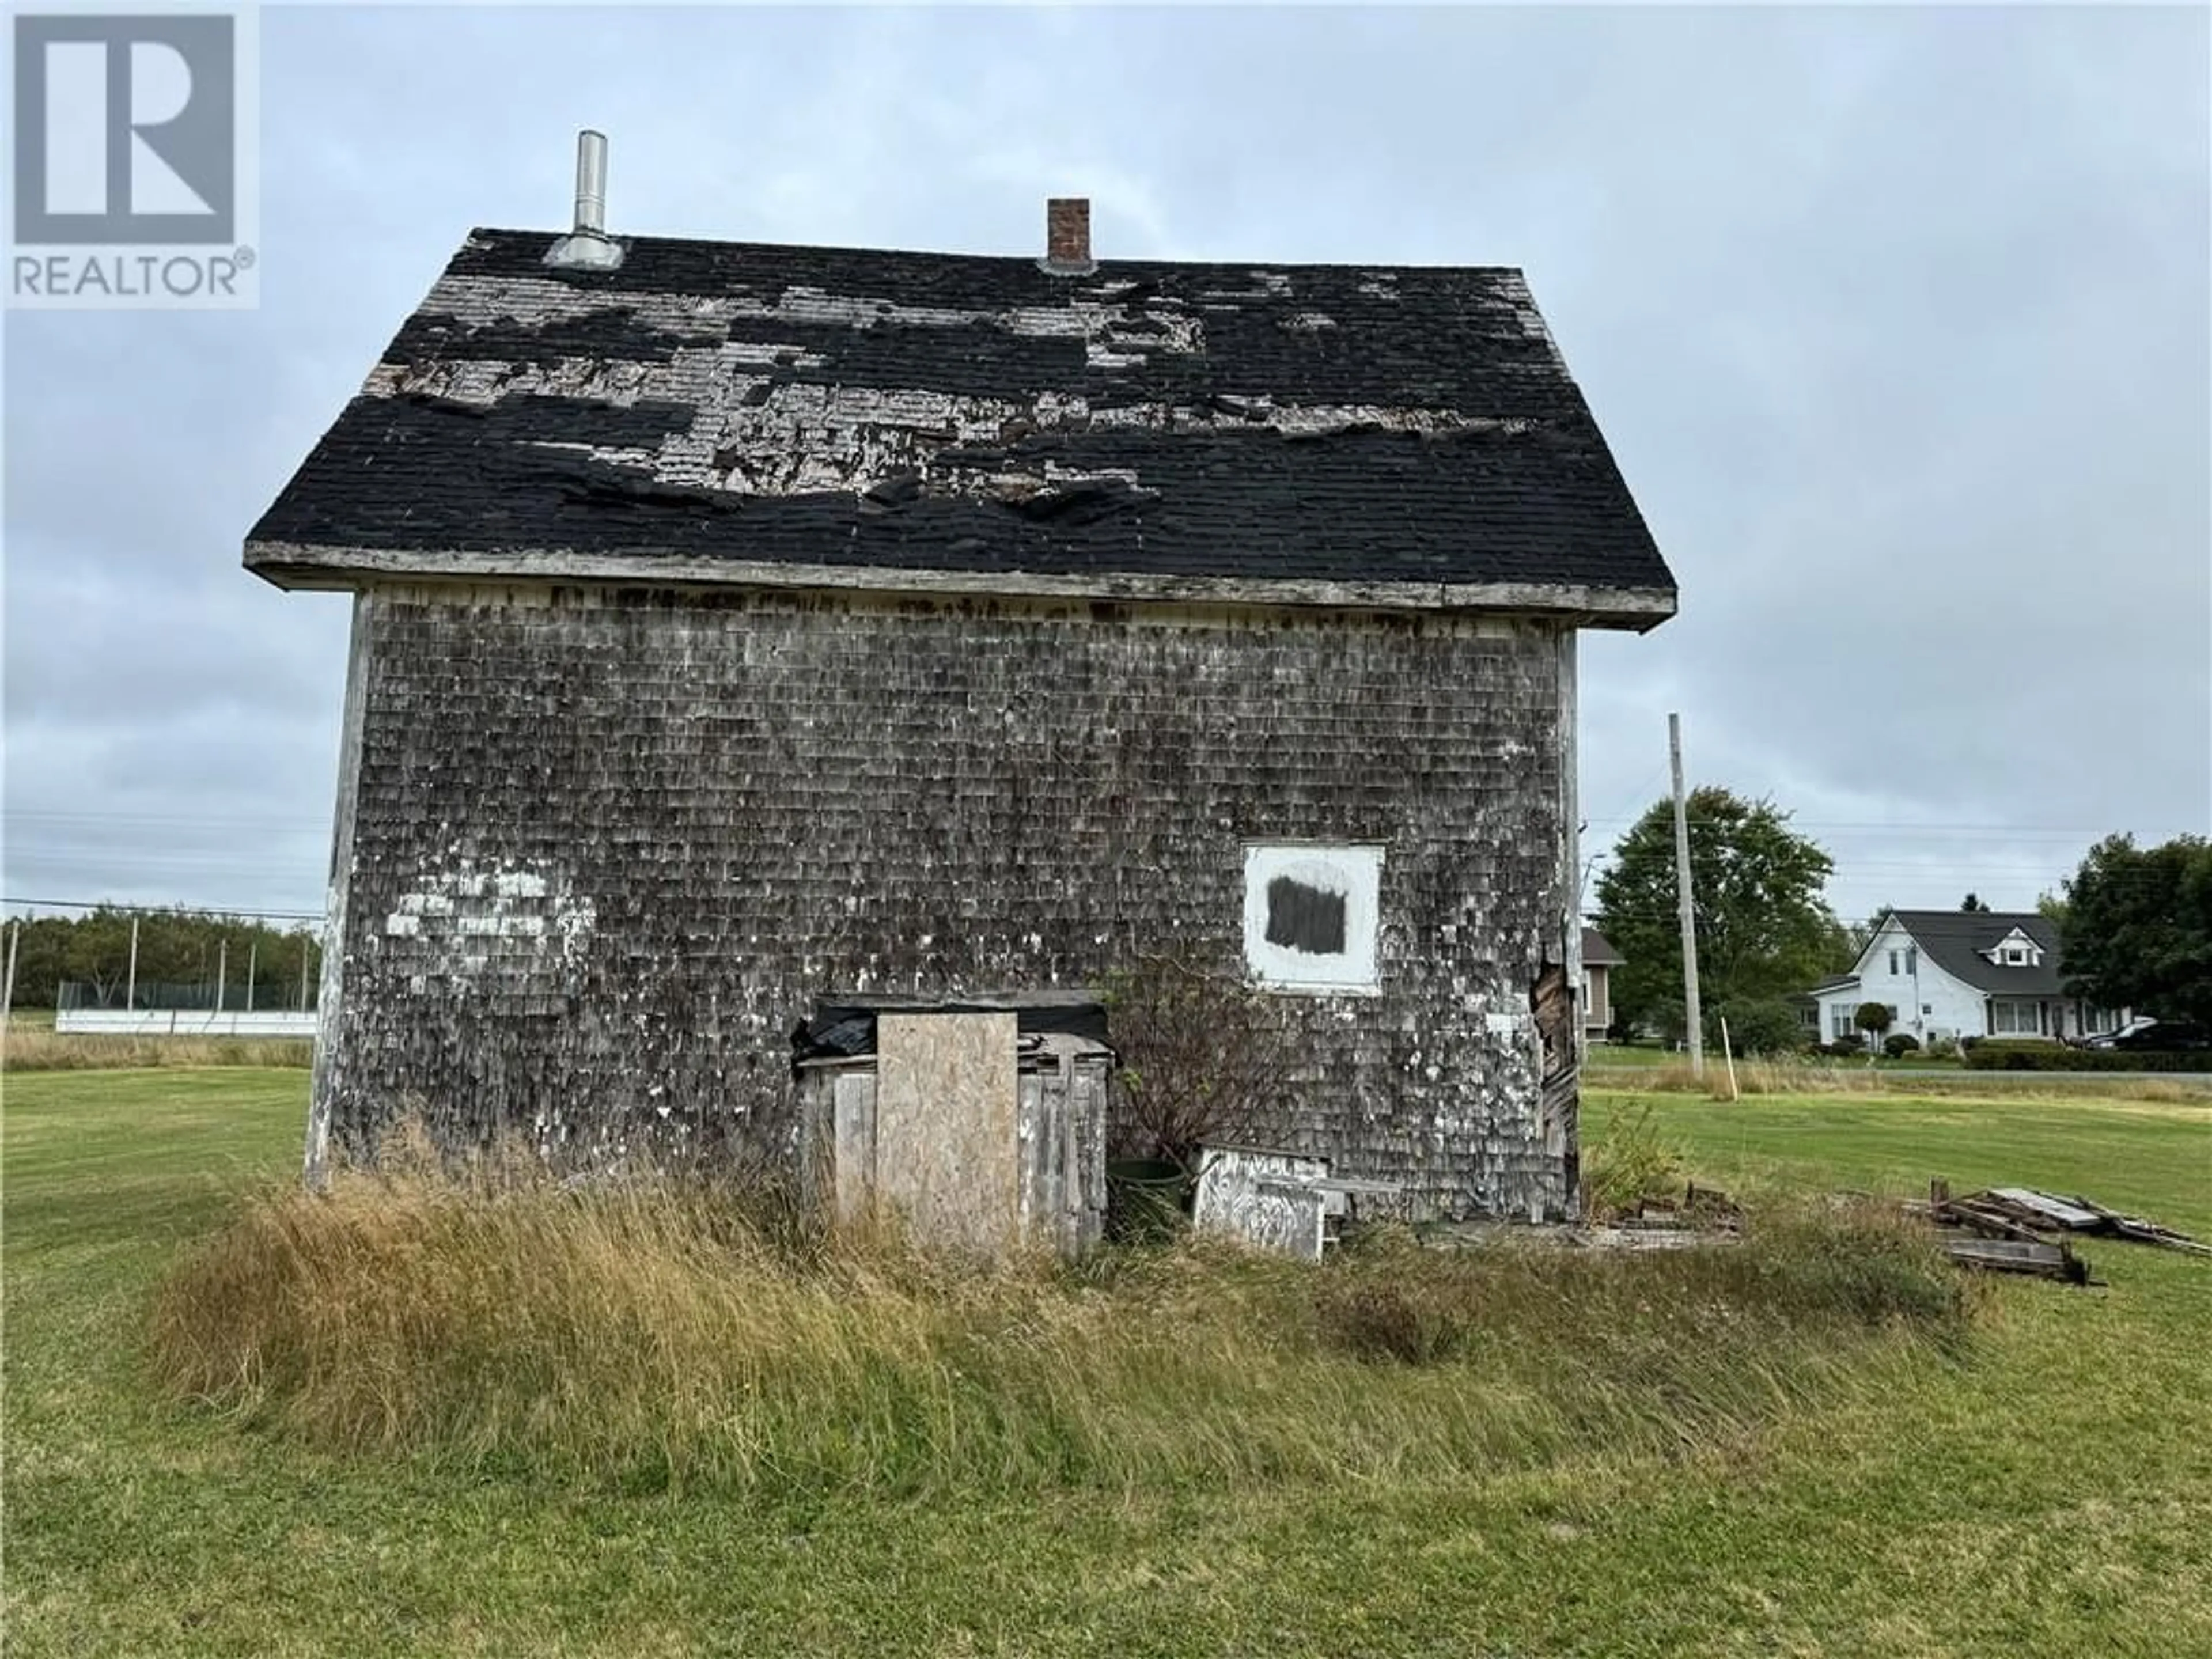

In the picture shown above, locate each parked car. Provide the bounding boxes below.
[2109,1019,2212,1052]
[2078,1017,2160,1050]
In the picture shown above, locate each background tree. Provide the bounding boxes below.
[1714,998,1812,1059]
[1854,1001,1893,1050]
[1960,893,1988,912]
[2058,835,2212,1026]
[1,907,321,1010]
[1593,787,1847,1044]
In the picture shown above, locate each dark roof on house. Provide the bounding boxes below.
[1580,926,1624,966]
[245,226,1676,624]
[1884,910,2069,997]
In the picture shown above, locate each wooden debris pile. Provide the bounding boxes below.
[1574,1182,1745,1252]
[1627,1180,1744,1230]
[1907,1179,2212,1286]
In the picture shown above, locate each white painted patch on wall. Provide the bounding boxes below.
[381,855,596,990]
[1242,844,1384,994]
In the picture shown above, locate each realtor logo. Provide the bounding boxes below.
[10,10,259,308]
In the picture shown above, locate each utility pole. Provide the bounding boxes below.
[1669,712,1705,1078]
[245,941,257,1013]
[126,915,139,1011]
[216,939,227,1014]
[299,939,311,1013]
[1,921,17,1070]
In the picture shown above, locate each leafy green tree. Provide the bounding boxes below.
[1594,788,1847,1043]
[61,908,136,1003]
[2059,835,2212,1025]
[3,907,321,1010]
[1715,998,1812,1058]
[1854,1001,1893,1047]
[1960,893,1988,912]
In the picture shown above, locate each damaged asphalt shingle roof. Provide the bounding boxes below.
[248,226,1676,605]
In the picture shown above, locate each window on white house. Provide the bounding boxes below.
[1991,1000,2044,1036]
[2002,947,2027,965]
[1241,844,1383,993]
[1906,948,1918,975]
[1831,1006,1859,1040]
[1922,1004,1933,1016]
[1888,950,1899,975]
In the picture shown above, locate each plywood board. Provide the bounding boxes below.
[874,1012,1020,1256]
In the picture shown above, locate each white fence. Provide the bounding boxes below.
[55,1008,318,1039]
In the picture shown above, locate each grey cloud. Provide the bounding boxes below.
[5,3,2204,929]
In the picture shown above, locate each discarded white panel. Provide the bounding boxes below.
[1193,1145,1332,1260]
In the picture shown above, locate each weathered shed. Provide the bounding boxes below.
[791,998,1115,1259]
[249,135,1677,1225]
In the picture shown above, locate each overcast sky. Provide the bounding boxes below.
[4,3,2207,934]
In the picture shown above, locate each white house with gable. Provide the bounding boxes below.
[1807,908,2124,1048]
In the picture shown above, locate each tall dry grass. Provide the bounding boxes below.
[1593,1057,2212,1105]
[2,1030,315,1072]
[1599,1058,1862,1099]
[149,1126,1972,1497]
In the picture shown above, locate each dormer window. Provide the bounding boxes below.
[1983,927,2043,969]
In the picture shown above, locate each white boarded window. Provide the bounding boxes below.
[1242,844,1383,993]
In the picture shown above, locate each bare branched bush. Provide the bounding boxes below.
[1098,947,1296,1169]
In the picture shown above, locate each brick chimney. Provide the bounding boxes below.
[1043,198,1093,274]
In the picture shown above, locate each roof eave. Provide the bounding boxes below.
[243,539,1681,627]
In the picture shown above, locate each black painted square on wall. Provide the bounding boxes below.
[1264,876,1347,956]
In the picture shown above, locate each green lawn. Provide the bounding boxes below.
[1585,1041,1679,1067]
[1600,1088,2212,1227]
[6,1069,2210,1657]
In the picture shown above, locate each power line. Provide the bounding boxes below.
[3,809,328,828]
[1,895,323,921]
[1579,818,2126,838]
